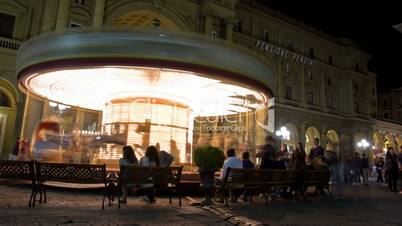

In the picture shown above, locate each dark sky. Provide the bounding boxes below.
[257,0,402,93]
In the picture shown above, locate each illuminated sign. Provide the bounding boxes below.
[255,40,314,65]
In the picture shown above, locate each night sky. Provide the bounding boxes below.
[257,0,402,93]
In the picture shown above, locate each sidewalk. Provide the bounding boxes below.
[209,184,402,226]
[0,185,231,226]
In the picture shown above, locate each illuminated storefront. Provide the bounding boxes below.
[17,29,274,168]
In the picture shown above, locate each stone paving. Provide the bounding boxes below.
[0,185,231,226]
[211,184,402,226]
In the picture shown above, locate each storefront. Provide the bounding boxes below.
[17,29,274,168]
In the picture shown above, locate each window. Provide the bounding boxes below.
[288,40,293,51]
[383,100,388,107]
[74,0,86,5]
[69,22,82,28]
[285,86,292,99]
[309,48,314,59]
[327,78,332,86]
[211,30,217,39]
[384,112,389,119]
[354,102,360,112]
[307,71,312,80]
[0,90,11,107]
[355,62,360,72]
[307,92,313,104]
[0,12,15,38]
[263,30,269,42]
[286,64,291,73]
[328,55,333,65]
[327,96,332,108]
[233,20,242,33]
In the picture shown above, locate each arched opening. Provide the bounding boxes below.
[326,129,339,152]
[384,133,395,150]
[113,10,181,31]
[282,123,298,152]
[0,86,17,158]
[372,131,384,158]
[395,134,402,149]
[305,126,320,155]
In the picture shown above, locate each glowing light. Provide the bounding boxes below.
[24,66,266,116]
[276,126,290,141]
[357,139,369,148]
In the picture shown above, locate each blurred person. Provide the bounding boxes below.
[385,147,398,192]
[10,137,21,160]
[361,153,370,185]
[138,145,160,203]
[119,146,138,204]
[291,142,306,170]
[352,152,362,185]
[258,135,276,169]
[216,149,243,203]
[273,143,289,169]
[376,157,384,184]
[241,151,254,202]
[309,138,325,170]
[156,142,174,167]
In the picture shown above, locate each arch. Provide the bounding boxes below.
[0,80,17,158]
[104,2,192,31]
[326,129,339,152]
[372,131,384,157]
[395,134,402,149]
[384,133,395,149]
[282,123,298,151]
[0,77,19,103]
[305,126,320,154]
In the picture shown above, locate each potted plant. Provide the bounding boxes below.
[193,146,225,205]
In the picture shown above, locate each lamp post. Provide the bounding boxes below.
[357,139,369,155]
[275,126,290,142]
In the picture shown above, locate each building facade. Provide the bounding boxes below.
[0,0,400,164]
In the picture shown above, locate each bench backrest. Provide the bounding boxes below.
[119,165,183,185]
[0,160,35,181]
[267,169,300,184]
[35,162,106,184]
[224,168,267,186]
[302,170,324,185]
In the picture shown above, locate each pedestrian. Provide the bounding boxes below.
[291,142,307,170]
[216,149,243,203]
[352,152,362,185]
[139,145,161,203]
[274,143,289,169]
[376,157,384,184]
[361,153,370,185]
[309,138,325,170]
[258,135,276,169]
[10,137,21,160]
[385,147,398,193]
[241,151,254,202]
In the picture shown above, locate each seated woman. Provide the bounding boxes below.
[119,146,138,204]
[139,145,160,203]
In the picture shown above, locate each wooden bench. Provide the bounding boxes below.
[118,165,183,208]
[220,168,331,206]
[34,162,108,209]
[0,160,36,207]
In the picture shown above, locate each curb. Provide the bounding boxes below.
[186,196,267,226]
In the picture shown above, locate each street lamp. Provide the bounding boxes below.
[357,139,369,154]
[275,126,290,141]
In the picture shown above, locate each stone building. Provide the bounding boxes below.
[0,0,400,164]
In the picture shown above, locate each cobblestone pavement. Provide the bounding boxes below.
[0,185,231,226]
[212,184,402,226]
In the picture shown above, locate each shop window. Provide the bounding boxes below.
[0,12,15,38]
[263,30,269,42]
[233,19,242,33]
[307,92,313,104]
[0,90,11,107]
[309,48,314,59]
[285,86,292,99]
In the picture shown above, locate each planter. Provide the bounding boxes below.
[199,170,216,205]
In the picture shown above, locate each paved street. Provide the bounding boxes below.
[1,183,402,226]
[211,184,402,226]
[0,184,231,226]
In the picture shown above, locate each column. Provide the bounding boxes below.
[55,0,70,30]
[41,0,58,32]
[300,65,305,105]
[224,17,233,41]
[93,0,106,28]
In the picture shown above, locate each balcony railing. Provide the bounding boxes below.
[0,36,21,50]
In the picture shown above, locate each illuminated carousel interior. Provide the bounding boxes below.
[22,66,269,169]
